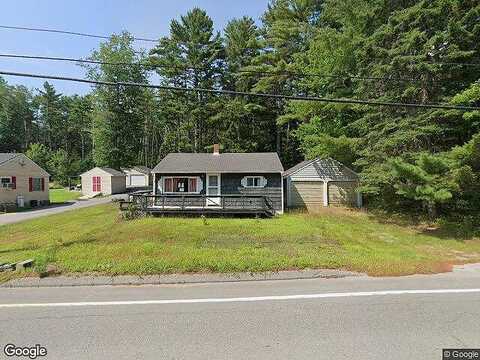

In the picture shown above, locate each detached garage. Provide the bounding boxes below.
[284,158,362,210]
[80,167,126,197]
[122,166,152,188]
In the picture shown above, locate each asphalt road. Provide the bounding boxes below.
[1,267,479,360]
[0,197,112,225]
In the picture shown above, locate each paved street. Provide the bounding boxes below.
[0,267,479,360]
[0,197,112,225]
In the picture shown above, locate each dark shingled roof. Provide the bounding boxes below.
[153,153,283,173]
[100,167,125,176]
[284,158,358,181]
[0,153,20,166]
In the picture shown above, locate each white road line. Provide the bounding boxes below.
[0,288,479,308]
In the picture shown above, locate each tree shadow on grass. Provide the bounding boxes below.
[419,222,479,241]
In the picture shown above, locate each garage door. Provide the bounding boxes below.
[289,181,324,209]
[129,175,145,186]
[328,181,358,207]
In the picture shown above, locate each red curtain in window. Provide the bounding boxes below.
[164,178,173,192]
[29,177,33,192]
[173,178,180,192]
[164,178,197,192]
[189,178,197,192]
[11,176,16,190]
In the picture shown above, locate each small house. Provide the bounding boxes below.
[122,166,152,188]
[284,158,362,210]
[80,167,126,197]
[127,145,284,216]
[0,153,50,208]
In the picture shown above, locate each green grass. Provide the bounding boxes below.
[49,188,82,203]
[0,204,479,279]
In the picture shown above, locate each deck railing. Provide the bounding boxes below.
[120,193,275,214]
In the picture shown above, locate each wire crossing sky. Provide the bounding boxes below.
[0,25,159,42]
[1,70,478,111]
[0,0,268,94]
[0,2,478,96]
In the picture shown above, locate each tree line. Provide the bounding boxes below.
[0,0,479,220]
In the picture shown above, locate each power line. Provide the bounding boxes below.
[0,69,478,111]
[2,24,480,69]
[0,52,464,84]
[0,53,139,67]
[0,25,158,43]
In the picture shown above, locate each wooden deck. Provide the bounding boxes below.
[119,193,276,217]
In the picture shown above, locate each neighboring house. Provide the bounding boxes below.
[0,153,50,208]
[284,158,362,210]
[122,166,152,188]
[141,145,284,215]
[80,167,126,197]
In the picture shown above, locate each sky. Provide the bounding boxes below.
[0,0,269,95]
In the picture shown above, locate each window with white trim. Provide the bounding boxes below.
[242,176,266,188]
[163,177,201,194]
[0,177,13,189]
[207,175,220,196]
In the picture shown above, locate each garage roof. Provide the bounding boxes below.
[132,165,151,174]
[284,158,358,181]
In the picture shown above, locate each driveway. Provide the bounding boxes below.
[0,197,112,225]
[0,269,479,359]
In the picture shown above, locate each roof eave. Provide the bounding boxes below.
[153,170,283,174]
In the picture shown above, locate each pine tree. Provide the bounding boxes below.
[85,32,150,169]
[149,8,224,153]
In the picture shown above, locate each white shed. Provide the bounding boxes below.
[80,167,126,197]
[122,166,151,188]
[283,158,362,210]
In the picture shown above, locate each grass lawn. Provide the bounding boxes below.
[49,188,82,203]
[0,204,479,281]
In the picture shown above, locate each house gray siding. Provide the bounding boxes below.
[154,172,283,213]
[221,173,283,213]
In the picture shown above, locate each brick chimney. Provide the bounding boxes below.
[213,144,220,155]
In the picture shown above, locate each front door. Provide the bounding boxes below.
[206,174,221,207]
[92,176,101,192]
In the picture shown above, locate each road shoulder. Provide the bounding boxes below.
[1,269,364,288]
